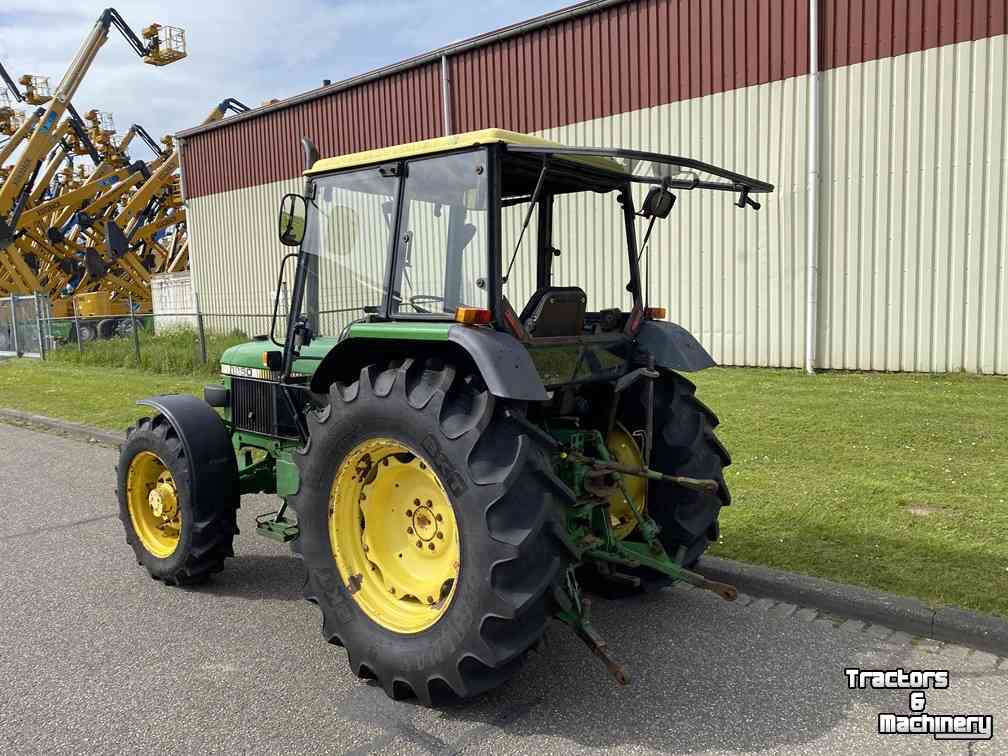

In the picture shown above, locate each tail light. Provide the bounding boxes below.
[454,307,492,325]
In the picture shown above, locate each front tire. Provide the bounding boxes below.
[116,415,237,584]
[289,358,571,704]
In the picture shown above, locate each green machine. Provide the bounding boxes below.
[116,128,773,703]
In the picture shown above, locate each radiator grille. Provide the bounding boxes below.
[231,378,276,436]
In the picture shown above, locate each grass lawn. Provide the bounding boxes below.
[691,368,1008,618]
[0,360,205,431]
[46,328,248,378]
[1,358,1005,616]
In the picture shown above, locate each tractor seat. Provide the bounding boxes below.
[519,286,588,337]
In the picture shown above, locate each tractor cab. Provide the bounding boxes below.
[272,129,770,391]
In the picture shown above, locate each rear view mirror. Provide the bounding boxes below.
[278,193,308,247]
[639,186,676,219]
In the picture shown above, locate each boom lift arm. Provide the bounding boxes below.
[0,109,42,166]
[0,61,24,104]
[125,124,167,159]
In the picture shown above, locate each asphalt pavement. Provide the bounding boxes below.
[1,422,1004,755]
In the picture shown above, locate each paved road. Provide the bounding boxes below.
[0,422,1004,755]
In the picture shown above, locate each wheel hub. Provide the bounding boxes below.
[126,451,181,558]
[411,502,440,542]
[148,478,178,520]
[606,425,648,540]
[329,438,460,634]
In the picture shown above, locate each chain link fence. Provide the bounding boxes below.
[3,293,362,375]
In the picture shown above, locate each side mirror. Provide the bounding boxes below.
[639,186,676,219]
[278,193,308,247]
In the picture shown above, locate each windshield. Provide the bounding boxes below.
[301,166,398,336]
[298,149,490,335]
[391,149,490,315]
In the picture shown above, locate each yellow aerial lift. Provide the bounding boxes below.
[1,12,254,341]
[17,75,51,105]
[0,8,186,253]
[6,96,248,336]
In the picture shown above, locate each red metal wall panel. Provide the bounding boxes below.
[182,0,1006,199]
[182,61,443,199]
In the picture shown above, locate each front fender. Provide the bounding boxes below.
[635,320,717,372]
[309,326,548,402]
[137,394,239,504]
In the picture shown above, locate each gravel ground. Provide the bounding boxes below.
[0,422,1004,755]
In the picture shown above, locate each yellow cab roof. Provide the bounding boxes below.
[305,128,624,176]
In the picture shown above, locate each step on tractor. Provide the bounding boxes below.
[117,129,773,703]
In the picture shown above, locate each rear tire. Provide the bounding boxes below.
[620,370,731,568]
[289,358,572,704]
[116,415,237,585]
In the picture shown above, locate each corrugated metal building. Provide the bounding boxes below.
[177,0,1008,373]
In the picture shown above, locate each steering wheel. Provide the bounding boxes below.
[408,294,444,314]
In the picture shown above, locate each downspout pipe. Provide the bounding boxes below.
[440,54,452,136]
[804,0,819,375]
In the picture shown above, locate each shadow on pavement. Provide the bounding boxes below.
[431,588,871,754]
[200,554,305,602]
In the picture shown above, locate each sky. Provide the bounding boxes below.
[0,1,566,160]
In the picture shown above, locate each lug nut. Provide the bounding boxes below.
[406,509,413,517]
[413,499,420,506]
[416,540,423,548]
[389,586,396,594]
[407,527,413,535]
[436,532,443,540]
[435,513,443,522]
[428,543,435,551]
[426,500,432,507]
[427,596,434,604]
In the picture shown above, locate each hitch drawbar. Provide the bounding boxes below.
[569,454,720,496]
[503,408,721,496]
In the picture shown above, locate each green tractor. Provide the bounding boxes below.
[116,129,772,703]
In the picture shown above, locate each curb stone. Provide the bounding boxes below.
[2,406,1006,657]
[0,407,124,447]
[699,555,1008,657]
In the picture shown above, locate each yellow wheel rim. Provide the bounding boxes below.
[329,438,461,634]
[126,451,182,558]
[607,425,648,540]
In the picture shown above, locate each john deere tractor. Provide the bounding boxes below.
[117,129,772,703]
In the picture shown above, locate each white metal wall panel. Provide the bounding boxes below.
[538,73,809,369]
[535,33,1006,373]
[187,177,302,338]
[816,34,1007,373]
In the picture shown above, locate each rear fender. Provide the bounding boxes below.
[635,320,717,372]
[309,326,548,402]
[137,394,239,505]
